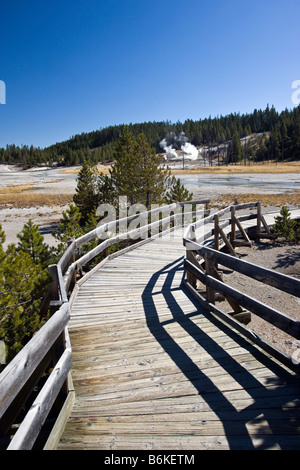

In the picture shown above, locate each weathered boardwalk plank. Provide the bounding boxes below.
[58,223,300,450]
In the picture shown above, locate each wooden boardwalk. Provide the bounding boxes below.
[57,224,300,450]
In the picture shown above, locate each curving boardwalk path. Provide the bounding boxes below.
[58,223,300,450]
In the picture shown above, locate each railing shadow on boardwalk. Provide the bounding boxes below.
[142,256,300,450]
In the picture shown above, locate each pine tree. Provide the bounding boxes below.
[53,204,85,256]
[0,241,50,362]
[17,219,53,269]
[110,128,170,208]
[269,124,281,160]
[53,204,104,265]
[0,224,5,263]
[109,127,138,206]
[280,120,288,162]
[134,133,170,207]
[271,205,297,241]
[231,132,242,163]
[73,159,99,222]
[165,176,193,203]
[291,107,300,157]
[97,172,117,206]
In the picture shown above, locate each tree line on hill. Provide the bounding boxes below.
[0,105,299,168]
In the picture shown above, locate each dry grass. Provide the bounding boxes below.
[0,184,34,194]
[0,184,73,208]
[208,191,300,208]
[171,161,300,175]
[0,194,73,208]
[3,189,298,209]
[60,166,111,175]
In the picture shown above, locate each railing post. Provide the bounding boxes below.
[48,264,64,314]
[51,329,69,412]
[186,226,197,289]
[214,214,220,251]
[205,253,215,304]
[68,238,77,287]
[257,202,262,237]
[48,264,59,301]
[230,206,236,245]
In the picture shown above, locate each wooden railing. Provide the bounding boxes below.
[0,199,209,450]
[183,203,300,375]
[0,303,71,450]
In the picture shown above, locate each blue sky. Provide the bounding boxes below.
[0,0,299,148]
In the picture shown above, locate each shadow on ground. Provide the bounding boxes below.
[142,256,300,450]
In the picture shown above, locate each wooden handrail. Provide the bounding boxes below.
[0,303,71,449]
[7,348,72,450]
[184,257,300,339]
[0,303,70,416]
[183,203,300,375]
[198,245,300,298]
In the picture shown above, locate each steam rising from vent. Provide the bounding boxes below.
[159,132,198,160]
[181,142,199,160]
[159,135,178,159]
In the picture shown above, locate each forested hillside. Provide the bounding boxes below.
[1,105,299,168]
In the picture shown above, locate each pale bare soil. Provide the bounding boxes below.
[0,166,75,247]
[221,240,300,359]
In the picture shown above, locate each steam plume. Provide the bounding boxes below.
[160,132,198,160]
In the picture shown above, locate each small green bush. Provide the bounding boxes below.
[271,205,299,241]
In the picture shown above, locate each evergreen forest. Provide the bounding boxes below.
[1,105,300,168]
